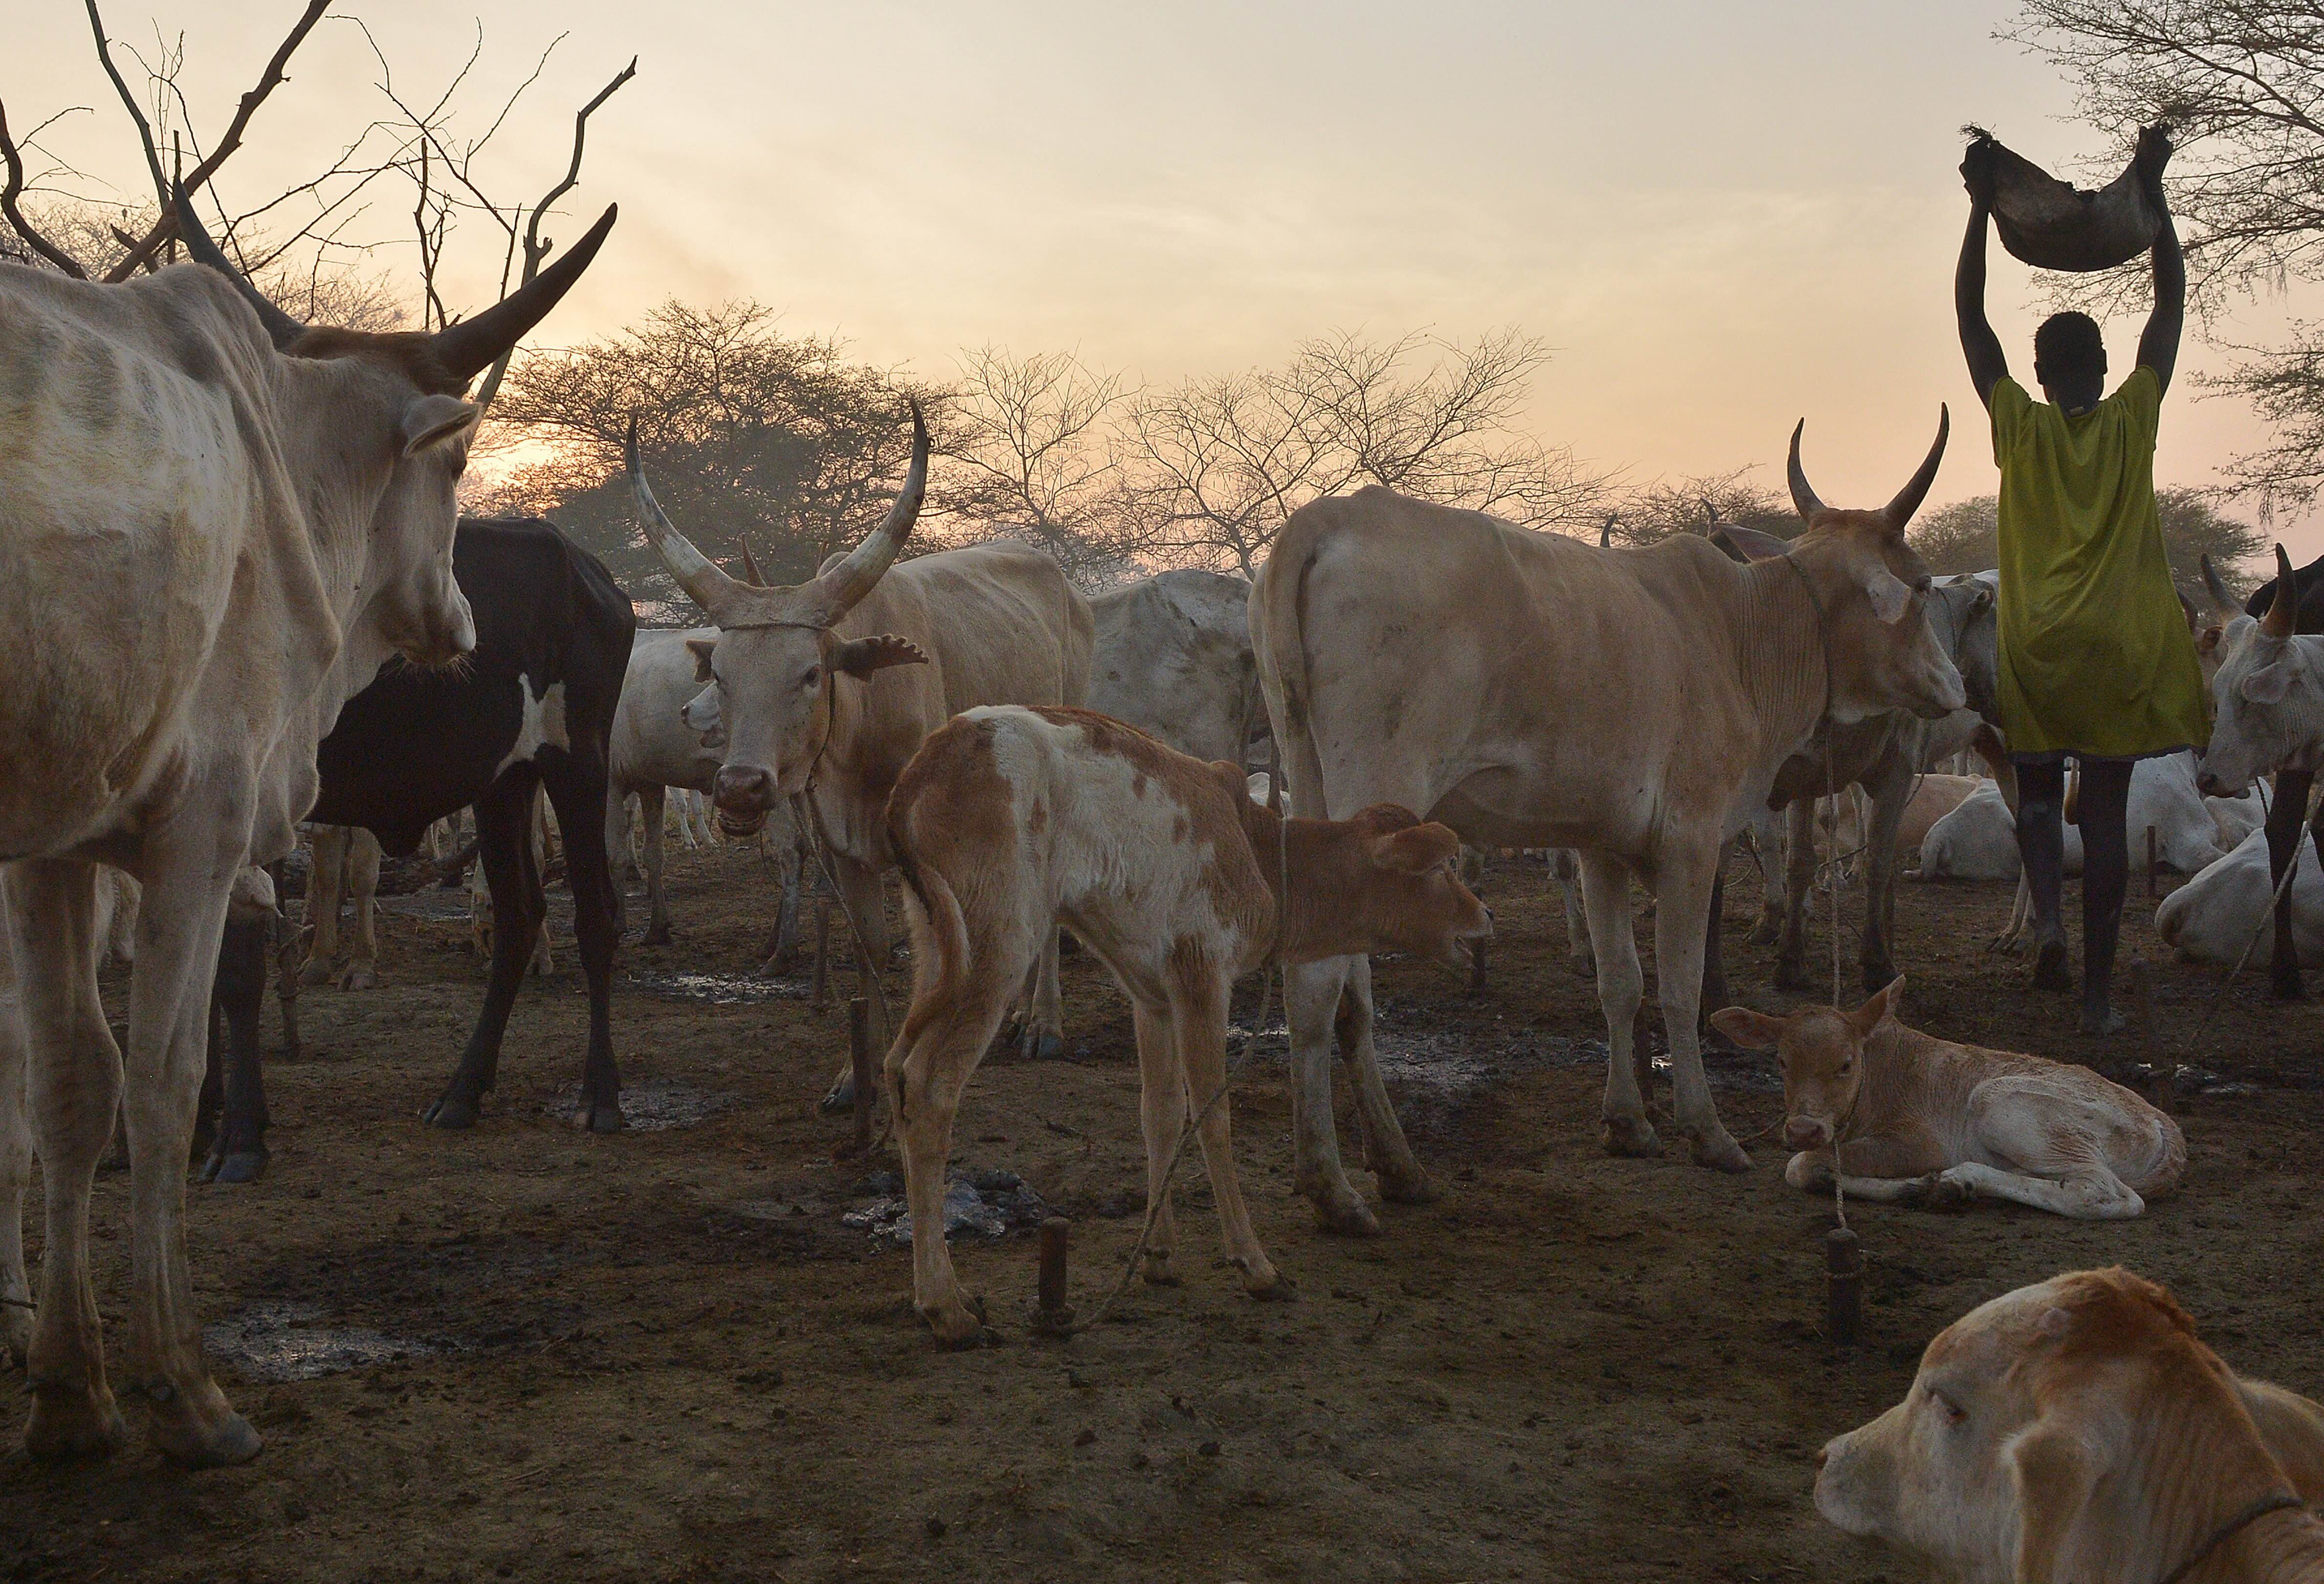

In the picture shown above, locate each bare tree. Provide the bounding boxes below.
[944,346,1138,583]
[1607,469,1792,548]
[2007,1,2324,501]
[1117,328,1611,576]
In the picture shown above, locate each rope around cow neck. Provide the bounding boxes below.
[2150,1492,2304,1584]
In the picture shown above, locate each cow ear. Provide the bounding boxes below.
[400,394,481,457]
[686,637,717,684]
[2199,625,2224,657]
[1865,569,1913,624]
[2008,1422,2103,1582]
[1851,977,1904,1035]
[2242,657,2297,704]
[1707,1007,1786,1050]
[828,632,930,678]
[1370,821,1461,874]
[1714,524,1794,563]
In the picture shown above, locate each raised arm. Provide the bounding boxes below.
[1956,201,2009,409]
[2138,208,2184,397]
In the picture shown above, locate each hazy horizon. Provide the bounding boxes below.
[13,0,2320,563]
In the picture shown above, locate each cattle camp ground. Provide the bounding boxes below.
[4,840,2319,1584]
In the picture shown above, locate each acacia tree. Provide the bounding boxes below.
[2008,1,2324,502]
[1604,469,1793,548]
[945,345,1140,586]
[1115,328,1611,576]
[1908,489,2265,597]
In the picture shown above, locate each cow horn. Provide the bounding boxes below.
[1599,512,1616,549]
[803,400,929,625]
[2200,553,2237,615]
[1787,421,1827,521]
[1881,404,1951,531]
[628,416,743,619]
[173,178,307,350]
[739,537,766,587]
[2263,543,2299,638]
[428,205,617,383]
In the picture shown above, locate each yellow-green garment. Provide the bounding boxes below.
[1992,365,2209,759]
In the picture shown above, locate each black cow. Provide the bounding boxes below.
[200,517,636,1181]
[2231,553,2324,999]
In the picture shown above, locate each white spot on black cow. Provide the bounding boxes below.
[497,674,571,775]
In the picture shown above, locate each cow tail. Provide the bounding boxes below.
[883,816,971,1126]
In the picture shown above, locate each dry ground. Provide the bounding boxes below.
[4,841,2321,1584]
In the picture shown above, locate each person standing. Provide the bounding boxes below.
[1955,141,2206,1034]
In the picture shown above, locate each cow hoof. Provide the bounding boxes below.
[1308,1193,1381,1237]
[1567,953,1597,979]
[1376,1169,1438,1206]
[422,1094,480,1130]
[1689,1133,1752,1174]
[296,960,332,988]
[1797,1160,1837,1195]
[205,1150,267,1185]
[920,1303,988,1349]
[643,922,672,947]
[1902,1174,1971,1211]
[1744,921,1779,949]
[335,965,376,992]
[25,1386,126,1462]
[578,1104,624,1135]
[1244,1271,1298,1303]
[818,1079,856,1116]
[1601,1117,1662,1159]
[152,1408,264,1470]
[1026,1031,1065,1062]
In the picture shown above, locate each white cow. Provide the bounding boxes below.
[0,194,611,1466]
[607,627,730,944]
[1088,569,1260,764]
[1917,755,2228,882]
[2156,826,2324,968]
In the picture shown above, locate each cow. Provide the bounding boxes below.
[2197,546,2324,1002]
[1710,979,2183,1218]
[607,627,727,944]
[1249,413,1965,1228]
[302,825,384,989]
[881,705,1491,1343]
[1815,1268,2324,1582]
[0,187,611,1466]
[1088,569,1262,763]
[2158,827,2324,968]
[627,411,1096,1105]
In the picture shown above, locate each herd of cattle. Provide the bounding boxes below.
[5,193,2324,1577]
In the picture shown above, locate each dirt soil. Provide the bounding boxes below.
[5,843,2322,1584]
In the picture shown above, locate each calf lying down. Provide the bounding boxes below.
[1817,1267,2324,1583]
[1711,980,2183,1219]
[883,705,1490,1344]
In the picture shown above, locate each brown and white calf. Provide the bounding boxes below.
[1710,980,2183,1219]
[1817,1268,2324,1582]
[882,705,1491,1344]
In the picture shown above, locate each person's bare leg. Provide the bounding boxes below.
[2014,760,2072,993]
[2076,760,2132,1034]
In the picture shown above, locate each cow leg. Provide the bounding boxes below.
[1334,956,1436,1205]
[2267,769,2312,999]
[1742,806,1787,948]
[7,862,127,1456]
[336,829,379,991]
[1282,956,1376,1234]
[639,785,672,945]
[1774,797,1817,991]
[1701,858,1729,1020]
[1172,967,1287,1298]
[605,787,639,892]
[762,835,806,977]
[1925,1160,2145,1220]
[890,944,1017,1346]
[1549,849,1594,975]
[1578,852,1658,1158]
[425,772,543,1130]
[1859,752,1912,993]
[0,919,30,1368]
[1016,935,1066,1062]
[1129,999,1190,1286]
[819,853,893,1114]
[199,911,272,1185]
[1653,847,1750,1172]
[300,825,347,986]
[545,759,625,1134]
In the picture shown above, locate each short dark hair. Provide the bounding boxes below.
[2033,312,2106,385]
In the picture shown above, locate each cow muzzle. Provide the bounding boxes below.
[712,765,775,836]
[1784,1115,1833,1151]
[2195,764,2246,799]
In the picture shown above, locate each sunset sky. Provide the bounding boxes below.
[14,0,2320,562]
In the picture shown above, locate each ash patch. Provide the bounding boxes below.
[546,1076,733,1131]
[1369,1027,1780,1141]
[205,1301,436,1383]
[629,970,810,1005]
[843,1169,1050,1247]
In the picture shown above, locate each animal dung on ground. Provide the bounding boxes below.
[842,1171,1051,1245]
[1961,124,2171,272]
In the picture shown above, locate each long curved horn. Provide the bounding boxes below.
[2200,552,2236,615]
[1787,420,1827,521]
[627,416,742,619]
[738,537,766,587]
[429,204,617,383]
[2263,543,2299,638]
[1599,512,1615,549]
[804,400,929,625]
[173,179,307,349]
[1881,404,1951,531]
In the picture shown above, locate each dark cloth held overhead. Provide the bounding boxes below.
[1960,124,2172,273]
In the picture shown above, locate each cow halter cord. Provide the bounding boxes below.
[1774,551,1853,1231]
[2151,1491,2304,1584]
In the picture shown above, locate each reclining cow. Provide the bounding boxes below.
[882,705,1490,1344]
[1710,978,2183,1219]
[1252,411,1965,1227]
[0,185,611,1465]
[1816,1267,2324,1582]
[2158,826,2324,969]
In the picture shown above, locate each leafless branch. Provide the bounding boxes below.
[0,96,89,276]
[85,0,170,212]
